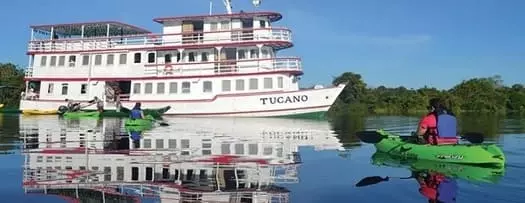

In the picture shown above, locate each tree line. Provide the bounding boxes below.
[0,63,25,107]
[328,72,525,117]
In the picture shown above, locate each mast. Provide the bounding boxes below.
[221,0,262,14]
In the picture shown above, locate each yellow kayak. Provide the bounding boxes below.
[22,109,58,115]
[0,104,4,109]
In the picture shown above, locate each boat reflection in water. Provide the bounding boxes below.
[19,116,345,202]
[355,152,505,202]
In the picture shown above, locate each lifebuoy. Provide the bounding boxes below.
[164,64,173,75]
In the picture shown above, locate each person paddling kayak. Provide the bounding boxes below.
[130,102,145,120]
[416,98,458,145]
[415,171,458,203]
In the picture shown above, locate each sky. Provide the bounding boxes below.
[1,0,524,89]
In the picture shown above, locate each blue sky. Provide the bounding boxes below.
[1,0,524,89]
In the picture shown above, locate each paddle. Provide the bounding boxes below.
[145,115,169,126]
[356,130,485,144]
[355,175,413,187]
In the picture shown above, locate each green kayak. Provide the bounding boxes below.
[125,115,154,127]
[62,111,101,119]
[373,129,505,166]
[371,152,505,184]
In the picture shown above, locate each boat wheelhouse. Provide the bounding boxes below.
[20,0,345,118]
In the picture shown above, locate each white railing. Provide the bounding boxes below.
[25,68,33,77]
[144,57,302,76]
[28,28,292,52]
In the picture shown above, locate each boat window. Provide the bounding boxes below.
[259,20,266,28]
[107,54,114,65]
[264,147,273,155]
[168,139,176,149]
[181,139,190,149]
[61,83,68,95]
[50,56,57,66]
[162,168,170,179]
[210,22,218,31]
[203,81,212,93]
[278,77,284,88]
[202,149,211,155]
[103,167,111,181]
[94,55,102,65]
[82,55,90,66]
[156,139,164,149]
[58,56,65,66]
[201,52,208,62]
[238,50,246,59]
[176,52,181,62]
[249,78,258,90]
[117,167,124,181]
[157,82,165,94]
[164,54,172,63]
[133,83,141,94]
[261,49,269,58]
[264,77,273,89]
[181,82,190,93]
[221,143,231,154]
[250,49,258,58]
[249,144,258,155]
[68,55,76,67]
[47,83,53,94]
[169,82,178,94]
[221,80,231,92]
[235,79,244,91]
[131,167,139,181]
[143,139,151,148]
[148,53,155,63]
[80,84,87,94]
[235,144,244,155]
[134,53,141,63]
[40,56,47,66]
[188,52,195,62]
[119,54,127,65]
[220,21,230,30]
[144,83,153,94]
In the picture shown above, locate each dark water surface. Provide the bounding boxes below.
[0,113,524,203]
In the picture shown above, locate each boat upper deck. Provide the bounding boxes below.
[28,11,292,54]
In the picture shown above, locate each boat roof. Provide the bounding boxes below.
[153,11,282,24]
[30,21,152,37]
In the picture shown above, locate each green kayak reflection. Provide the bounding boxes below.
[356,152,505,202]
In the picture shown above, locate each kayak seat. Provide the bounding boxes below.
[434,137,458,145]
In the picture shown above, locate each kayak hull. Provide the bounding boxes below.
[125,115,154,127]
[371,152,505,184]
[22,109,57,115]
[373,130,505,166]
[63,111,101,119]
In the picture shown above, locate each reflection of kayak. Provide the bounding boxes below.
[63,111,100,118]
[373,130,505,166]
[22,109,57,115]
[125,115,155,127]
[371,152,505,184]
[125,125,152,132]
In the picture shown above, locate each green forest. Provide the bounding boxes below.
[1,62,524,117]
[328,72,525,117]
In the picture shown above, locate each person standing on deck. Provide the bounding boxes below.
[130,102,144,119]
[415,98,459,145]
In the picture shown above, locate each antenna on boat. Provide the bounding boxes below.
[221,0,262,14]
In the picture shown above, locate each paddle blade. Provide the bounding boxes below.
[355,176,389,187]
[462,132,484,144]
[159,122,169,126]
[355,131,384,144]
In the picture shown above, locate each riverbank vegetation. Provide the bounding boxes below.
[328,72,525,117]
[0,63,25,107]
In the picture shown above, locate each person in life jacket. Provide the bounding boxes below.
[130,102,144,120]
[415,171,458,203]
[416,98,458,145]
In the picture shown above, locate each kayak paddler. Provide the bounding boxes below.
[415,171,458,203]
[130,102,145,120]
[415,98,459,145]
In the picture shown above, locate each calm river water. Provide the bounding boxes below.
[0,113,523,203]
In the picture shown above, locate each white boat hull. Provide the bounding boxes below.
[19,84,345,118]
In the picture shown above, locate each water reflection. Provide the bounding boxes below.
[356,152,505,202]
[18,116,346,202]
